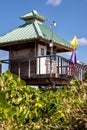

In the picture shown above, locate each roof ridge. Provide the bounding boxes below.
[33,20,43,38]
[20,10,47,22]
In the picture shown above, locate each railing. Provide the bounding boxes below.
[0,55,87,81]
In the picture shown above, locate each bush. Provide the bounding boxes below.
[0,71,87,129]
[83,71,87,81]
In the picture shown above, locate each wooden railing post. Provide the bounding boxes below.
[18,61,20,77]
[61,57,62,74]
[39,57,40,75]
[28,59,30,78]
[57,56,59,75]
[50,55,52,77]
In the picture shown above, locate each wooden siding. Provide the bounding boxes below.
[9,42,36,78]
[9,43,35,60]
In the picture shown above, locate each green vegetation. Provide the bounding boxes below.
[0,71,87,130]
[83,71,87,81]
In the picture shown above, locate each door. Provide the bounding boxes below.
[37,44,47,74]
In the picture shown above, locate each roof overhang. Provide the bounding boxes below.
[0,37,73,52]
[0,38,37,51]
[38,37,73,52]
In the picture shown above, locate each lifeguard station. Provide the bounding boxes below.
[0,10,86,88]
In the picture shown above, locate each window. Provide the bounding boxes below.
[41,48,44,55]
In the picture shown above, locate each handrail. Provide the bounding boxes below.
[0,55,87,81]
[0,54,70,62]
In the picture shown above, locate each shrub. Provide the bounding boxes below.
[83,71,87,81]
[0,71,87,129]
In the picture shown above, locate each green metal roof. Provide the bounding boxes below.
[39,24,71,48]
[0,10,72,49]
[20,10,47,22]
[0,21,38,43]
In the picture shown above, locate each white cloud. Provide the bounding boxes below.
[78,37,87,45]
[46,0,62,6]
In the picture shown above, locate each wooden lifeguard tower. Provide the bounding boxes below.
[0,10,86,88]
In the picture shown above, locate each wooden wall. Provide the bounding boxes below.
[9,42,35,60]
[9,42,36,78]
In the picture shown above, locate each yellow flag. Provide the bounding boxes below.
[71,35,78,49]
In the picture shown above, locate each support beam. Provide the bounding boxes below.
[28,59,30,78]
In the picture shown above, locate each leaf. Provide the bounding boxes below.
[16,97,22,104]
[0,91,6,106]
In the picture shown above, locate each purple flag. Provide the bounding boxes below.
[71,50,77,65]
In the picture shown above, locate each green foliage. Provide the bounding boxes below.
[0,71,87,129]
[83,71,87,81]
[70,79,81,87]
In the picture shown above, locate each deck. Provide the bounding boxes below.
[0,55,87,88]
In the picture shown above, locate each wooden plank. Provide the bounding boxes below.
[28,59,30,78]
[18,62,20,77]
[24,76,70,87]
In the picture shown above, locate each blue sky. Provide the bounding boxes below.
[0,0,87,63]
